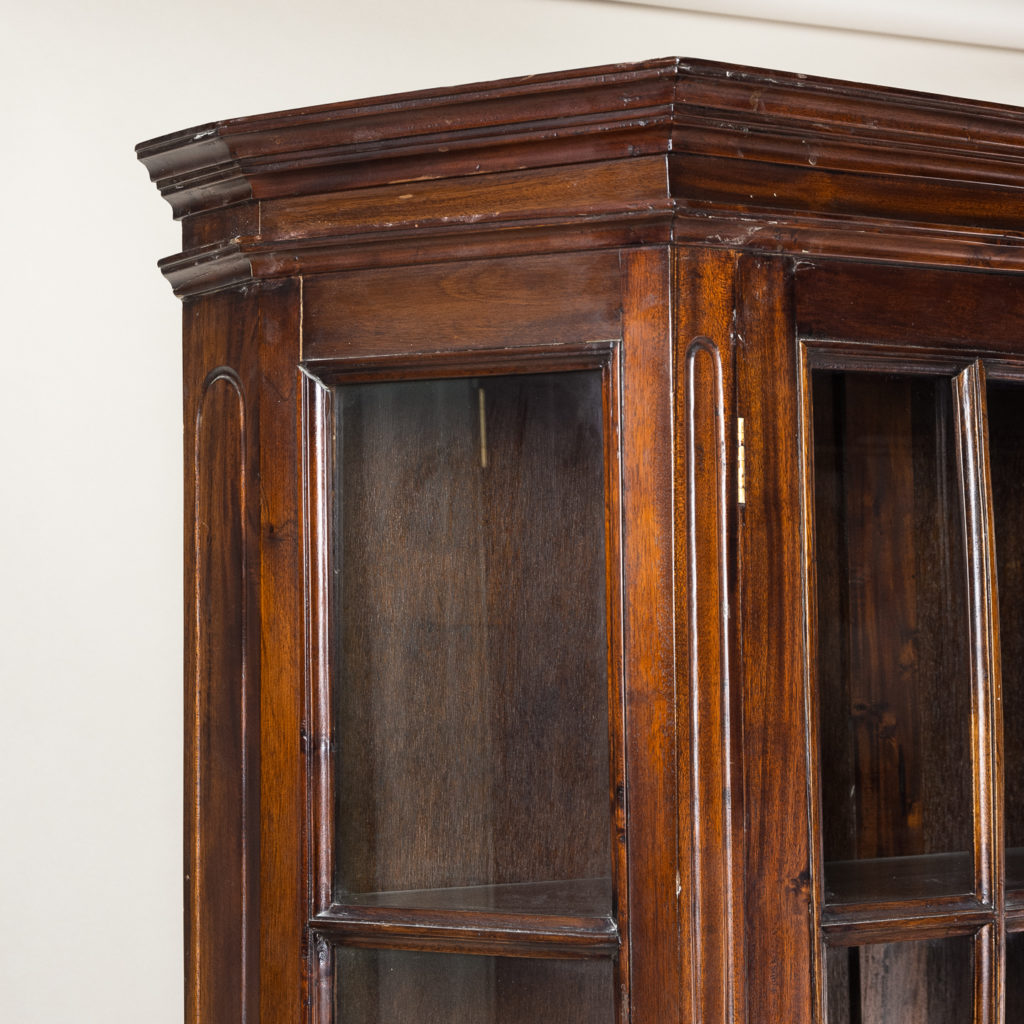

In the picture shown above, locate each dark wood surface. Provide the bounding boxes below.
[182,287,262,1024]
[253,280,306,1023]
[301,252,622,363]
[673,247,742,1024]
[796,262,1024,358]
[142,59,1024,1024]
[137,58,1024,296]
[618,247,682,1024]
[736,254,816,1024]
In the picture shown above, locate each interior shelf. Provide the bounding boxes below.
[338,877,613,916]
[314,878,618,957]
[824,852,974,908]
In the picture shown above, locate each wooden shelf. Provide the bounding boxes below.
[821,852,991,946]
[824,852,974,909]
[313,878,617,957]
[338,876,612,916]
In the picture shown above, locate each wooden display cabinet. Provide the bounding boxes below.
[138,58,1024,1023]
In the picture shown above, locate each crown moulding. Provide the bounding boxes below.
[138,57,1024,295]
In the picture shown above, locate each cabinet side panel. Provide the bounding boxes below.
[619,247,685,1024]
[184,292,262,1024]
[735,256,816,1021]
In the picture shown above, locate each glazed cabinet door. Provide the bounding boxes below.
[297,250,683,1024]
[313,367,617,1024]
[792,262,1024,1024]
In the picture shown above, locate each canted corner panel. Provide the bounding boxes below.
[191,367,253,1024]
[673,247,742,1024]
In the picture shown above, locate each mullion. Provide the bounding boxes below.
[952,360,1005,1024]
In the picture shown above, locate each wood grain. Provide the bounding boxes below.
[619,247,682,1024]
[254,280,306,1023]
[141,58,1024,1024]
[736,254,815,1023]
[140,59,1024,296]
[673,247,741,1024]
[796,261,1024,355]
[301,252,621,362]
[183,288,263,1024]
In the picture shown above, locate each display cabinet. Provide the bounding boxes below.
[138,58,1024,1023]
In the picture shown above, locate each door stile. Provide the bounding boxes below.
[735,255,815,1023]
[952,360,1005,1024]
[797,340,829,1024]
[619,247,684,1024]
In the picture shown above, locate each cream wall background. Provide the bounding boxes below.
[2,2,1022,1020]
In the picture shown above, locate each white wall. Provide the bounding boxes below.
[2,2,1022,1020]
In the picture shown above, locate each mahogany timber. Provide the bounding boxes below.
[139,58,1024,1024]
[137,58,1024,297]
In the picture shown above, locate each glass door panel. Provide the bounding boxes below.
[1007,930,1024,1018]
[331,371,611,914]
[333,949,615,1024]
[824,936,974,1023]
[988,382,1024,901]
[812,371,973,904]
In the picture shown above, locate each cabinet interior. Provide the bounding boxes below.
[811,364,1024,1021]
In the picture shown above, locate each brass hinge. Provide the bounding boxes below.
[737,417,746,507]
[478,387,489,469]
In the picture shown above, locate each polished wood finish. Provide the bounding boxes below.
[619,246,683,1024]
[737,254,815,1024]
[140,58,1024,1023]
[674,247,741,1024]
[301,252,622,362]
[183,287,263,1024]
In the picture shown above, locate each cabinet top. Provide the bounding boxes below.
[138,58,1024,294]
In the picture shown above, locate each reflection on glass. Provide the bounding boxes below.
[813,372,972,902]
[825,936,973,1023]
[332,372,610,908]
[333,948,614,1024]
[988,383,1024,899]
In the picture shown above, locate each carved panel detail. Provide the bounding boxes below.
[683,336,736,1024]
[192,367,250,1024]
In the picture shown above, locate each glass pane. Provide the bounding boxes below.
[333,948,614,1024]
[1007,931,1024,1019]
[825,936,973,1023]
[988,383,1024,899]
[813,372,973,903]
[332,372,610,911]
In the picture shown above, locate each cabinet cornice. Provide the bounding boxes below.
[139,58,1024,294]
